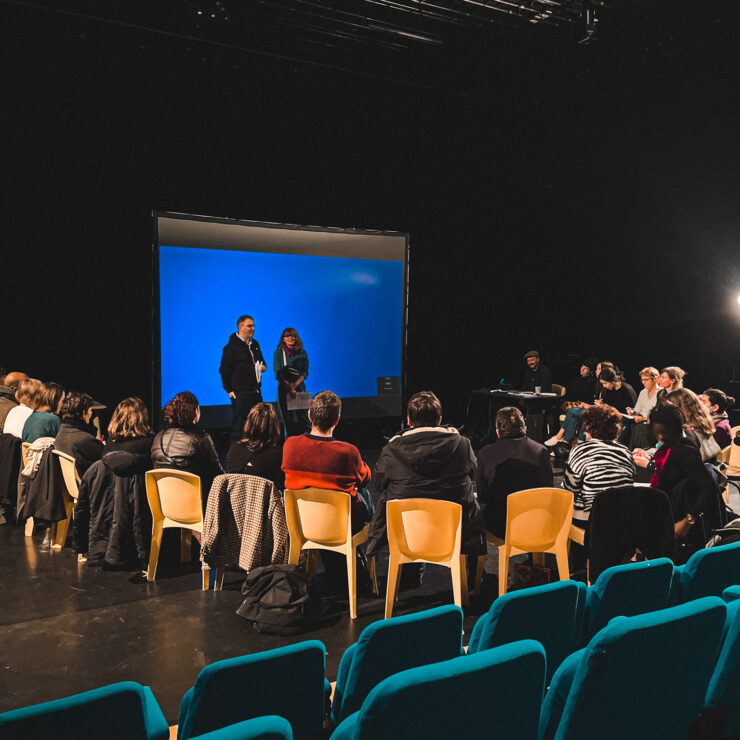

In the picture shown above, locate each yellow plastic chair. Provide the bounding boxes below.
[284,488,377,620]
[145,469,219,590]
[497,488,574,596]
[384,498,468,619]
[20,442,35,537]
[51,450,80,550]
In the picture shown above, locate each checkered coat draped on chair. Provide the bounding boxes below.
[200,473,289,570]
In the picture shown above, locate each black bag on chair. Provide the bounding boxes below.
[236,564,320,635]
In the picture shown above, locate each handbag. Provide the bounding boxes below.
[277,350,303,384]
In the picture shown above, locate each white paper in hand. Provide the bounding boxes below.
[287,392,311,410]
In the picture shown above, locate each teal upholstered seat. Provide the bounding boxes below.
[674,542,740,602]
[583,557,674,640]
[468,579,585,683]
[178,641,326,740]
[190,715,293,739]
[331,639,546,740]
[332,604,463,724]
[539,597,727,740]
[0,681,168,740]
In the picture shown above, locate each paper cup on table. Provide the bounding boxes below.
[535,386,542,394]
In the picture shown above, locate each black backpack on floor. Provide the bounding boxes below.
[236,564,320,635]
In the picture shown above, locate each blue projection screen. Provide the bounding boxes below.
[155,213,408,427]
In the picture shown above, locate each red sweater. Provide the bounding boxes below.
[282,433,371,498]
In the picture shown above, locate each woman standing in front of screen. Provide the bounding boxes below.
[274,328,310,438]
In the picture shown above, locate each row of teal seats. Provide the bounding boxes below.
[3,542,739,740]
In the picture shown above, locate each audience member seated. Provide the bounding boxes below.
[565,359,597,405]
[521,350,552,393]
[54,391,104,476]
[666,388,720,461]
[150,391,223,505]
[654,365,686,407]
[21,382,65,443]
[225,402,284,490]
[700,388,735,449]
[627,366,660,449]
[282,390,373,591]
[366,391,485,587]
[0,371,27,429]
[2,377,41,438]
[636,404,720,557]
[545,360,616,447]
[74,398,154,569]
[563,404,636,539]
[596,367,637,413]
[476,406,553,539]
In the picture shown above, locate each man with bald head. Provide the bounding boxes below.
[0,371,28,428]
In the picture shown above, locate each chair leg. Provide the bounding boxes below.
[368,555,378,595]
[473,555,485,594]
[214,567,225,591]
[498,546,509,596]
[180,529,192,563]
[385,554,401,619]
[24,517,34,537]
[455,554,469,608]
[52,503,74,549]
[147,521,164,582]
[533,551,545,567]
[202,565,210,591]
[347,546,358,619]
[555,546,570,582]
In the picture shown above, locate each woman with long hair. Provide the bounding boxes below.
[107,397,155,454]
[21,381,65,442]
[273,327,310,438]
[666,388,719,461]
[700,388,735,449]
[150,391,223,507]
[225,402,284,489]
[2,377,42,438]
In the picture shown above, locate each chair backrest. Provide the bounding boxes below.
[679,541,740,601]
[587,486,675,582]
[189,716,294,740]
[52,449,81,500]
[552,384,566,397]
[178,640,326,740]
[504,488,573,552]
[468,580,586,684]
[145,469,202,524]
[723,585,740,603]
[386,498,462,562]
[551,597,727,740]
[343,640,545,740]
[584,558,674,640]
[728,441,740,468]
[333,604,464,723]
[702,600,740,739]
[718,445,732,464]
[21,441,31,468]
[283,488,351,546]
[0,681,168,740]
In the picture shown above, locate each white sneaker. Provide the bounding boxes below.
[544,436,561,447]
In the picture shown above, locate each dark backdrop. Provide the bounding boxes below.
[2,2,739,426]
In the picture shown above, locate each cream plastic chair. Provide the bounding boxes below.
[284,488,377,620]
[384,498,468,619]
[497,488,574,596]
[20,442,34,537]
[51,450,80,550]
[551,384,566,397]
[145,469,218,590]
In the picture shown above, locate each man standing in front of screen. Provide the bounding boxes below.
[219,315,268,441]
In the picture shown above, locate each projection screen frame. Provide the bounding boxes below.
[152,209,409,428]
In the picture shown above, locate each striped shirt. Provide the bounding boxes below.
[563,439,636,520]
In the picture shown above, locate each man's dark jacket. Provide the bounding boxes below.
[367,426,486,557]
[521,364,552,393]
[219,334,265,394]
[73,449,152,565]
[54,419,104,476]
[476,435,553,539]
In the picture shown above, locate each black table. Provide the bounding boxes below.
[464,388,561,446]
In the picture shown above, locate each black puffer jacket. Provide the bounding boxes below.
[367,426,486,556]
[74,448,153,566]
[151,427,224,504]
[54,418,104,476]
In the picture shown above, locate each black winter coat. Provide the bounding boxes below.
[367,426,486,557]
[74,448,153,565]
[54,419,104,476]
[219,333,265,394]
